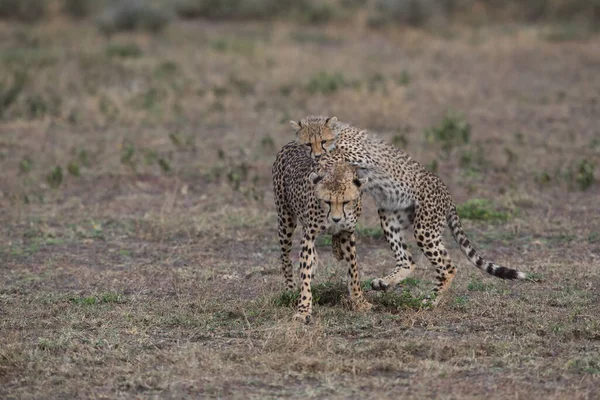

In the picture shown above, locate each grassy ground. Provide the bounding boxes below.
[1,19,599,399]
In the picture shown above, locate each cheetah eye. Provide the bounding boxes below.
[342,201,349,206]
[321,140,327,145]
[324,200,331,206]
[305,143,312,147]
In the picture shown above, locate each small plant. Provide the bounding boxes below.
[575,159,595,191]
[157,158,171,173]
[0,70,26,117]
[315,234,332,247]
[67,161,80,177]
[47,166,63,188]
[425,111,471,153]
[306,71,348,95]
[456,199,510,222]
[106,43,142,58]
[273,282,347,308]
[19,157,32,173]
[260,135,275,152]
[120,141,135,166]
[394,70,411,86]
[402,277,420,287]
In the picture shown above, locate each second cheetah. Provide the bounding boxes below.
[290,116,529,305]
[272,141,372,323]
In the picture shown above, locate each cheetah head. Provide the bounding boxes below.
[290,115,338,160]
[309,160,366,228]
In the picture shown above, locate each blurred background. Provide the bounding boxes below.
[1,1,600,398]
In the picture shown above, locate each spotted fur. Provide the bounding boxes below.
[291,116,527,305]
[272,141,373,323]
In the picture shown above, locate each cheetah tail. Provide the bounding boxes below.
[446,206,527,280]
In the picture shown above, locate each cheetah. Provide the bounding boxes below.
[290,116,528,304]
[272,141,372,323]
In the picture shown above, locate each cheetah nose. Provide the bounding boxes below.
[332,216,341,223]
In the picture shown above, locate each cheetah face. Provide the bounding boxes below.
[290,116,338,159]
[309,163,365,230]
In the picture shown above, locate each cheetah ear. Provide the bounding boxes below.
[325,116,338,127]
[309,172,323,185]
[353,177,368,187]
[289,120,302,132]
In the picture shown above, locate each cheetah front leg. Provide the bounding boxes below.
[371,208,416,291]
[294,231,317,324]
[338,231,373,311]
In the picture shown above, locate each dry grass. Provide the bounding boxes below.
[1,18,599,399]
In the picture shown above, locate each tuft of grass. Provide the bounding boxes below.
[67,161,80,177]
[425,111,471,153]
[374,289,430,311]
[574,159,595,191]
[157,158,171,173]
[19,157,32,173]
[457,199,511,222]
[0,70,27,117]
[70,292,126,305]
[46,166,63,188]
[106,43,143,58]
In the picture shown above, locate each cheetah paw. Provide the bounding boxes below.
[293,312,312,324]
[371,278,390,291]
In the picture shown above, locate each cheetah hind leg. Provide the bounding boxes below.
[371,209,416,291]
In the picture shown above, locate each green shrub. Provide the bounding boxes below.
[575,159,595,191]
[96,0,171,35]
[456,199,510,222]
[0,71,26,118]
[424,110,471,153]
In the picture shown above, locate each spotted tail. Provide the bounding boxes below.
[446,206,527,280]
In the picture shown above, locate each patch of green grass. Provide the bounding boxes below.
[273,282,347,308]
[425,110,471,153]
[46,166,63,188]
[401,277,421,287]
[210,37,255,56]
[19,157,32,173]
[574,159,594,191]
[67,161,80,177]
[394,70,411,86]
[457,199,511,222]
[157,158,171,173]
[70,292,126,305]
[374,290,430,311]
[315,234,332,247]
[355,225,384,239]
[588,232,600,244]
[542,25,591,42]
[0,70,26,117]
[290,31,342,45]
[306,71,349,95]
[106,43,142,58]
[467,278,494,292]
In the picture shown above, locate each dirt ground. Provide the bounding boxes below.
[1,19,599,399]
